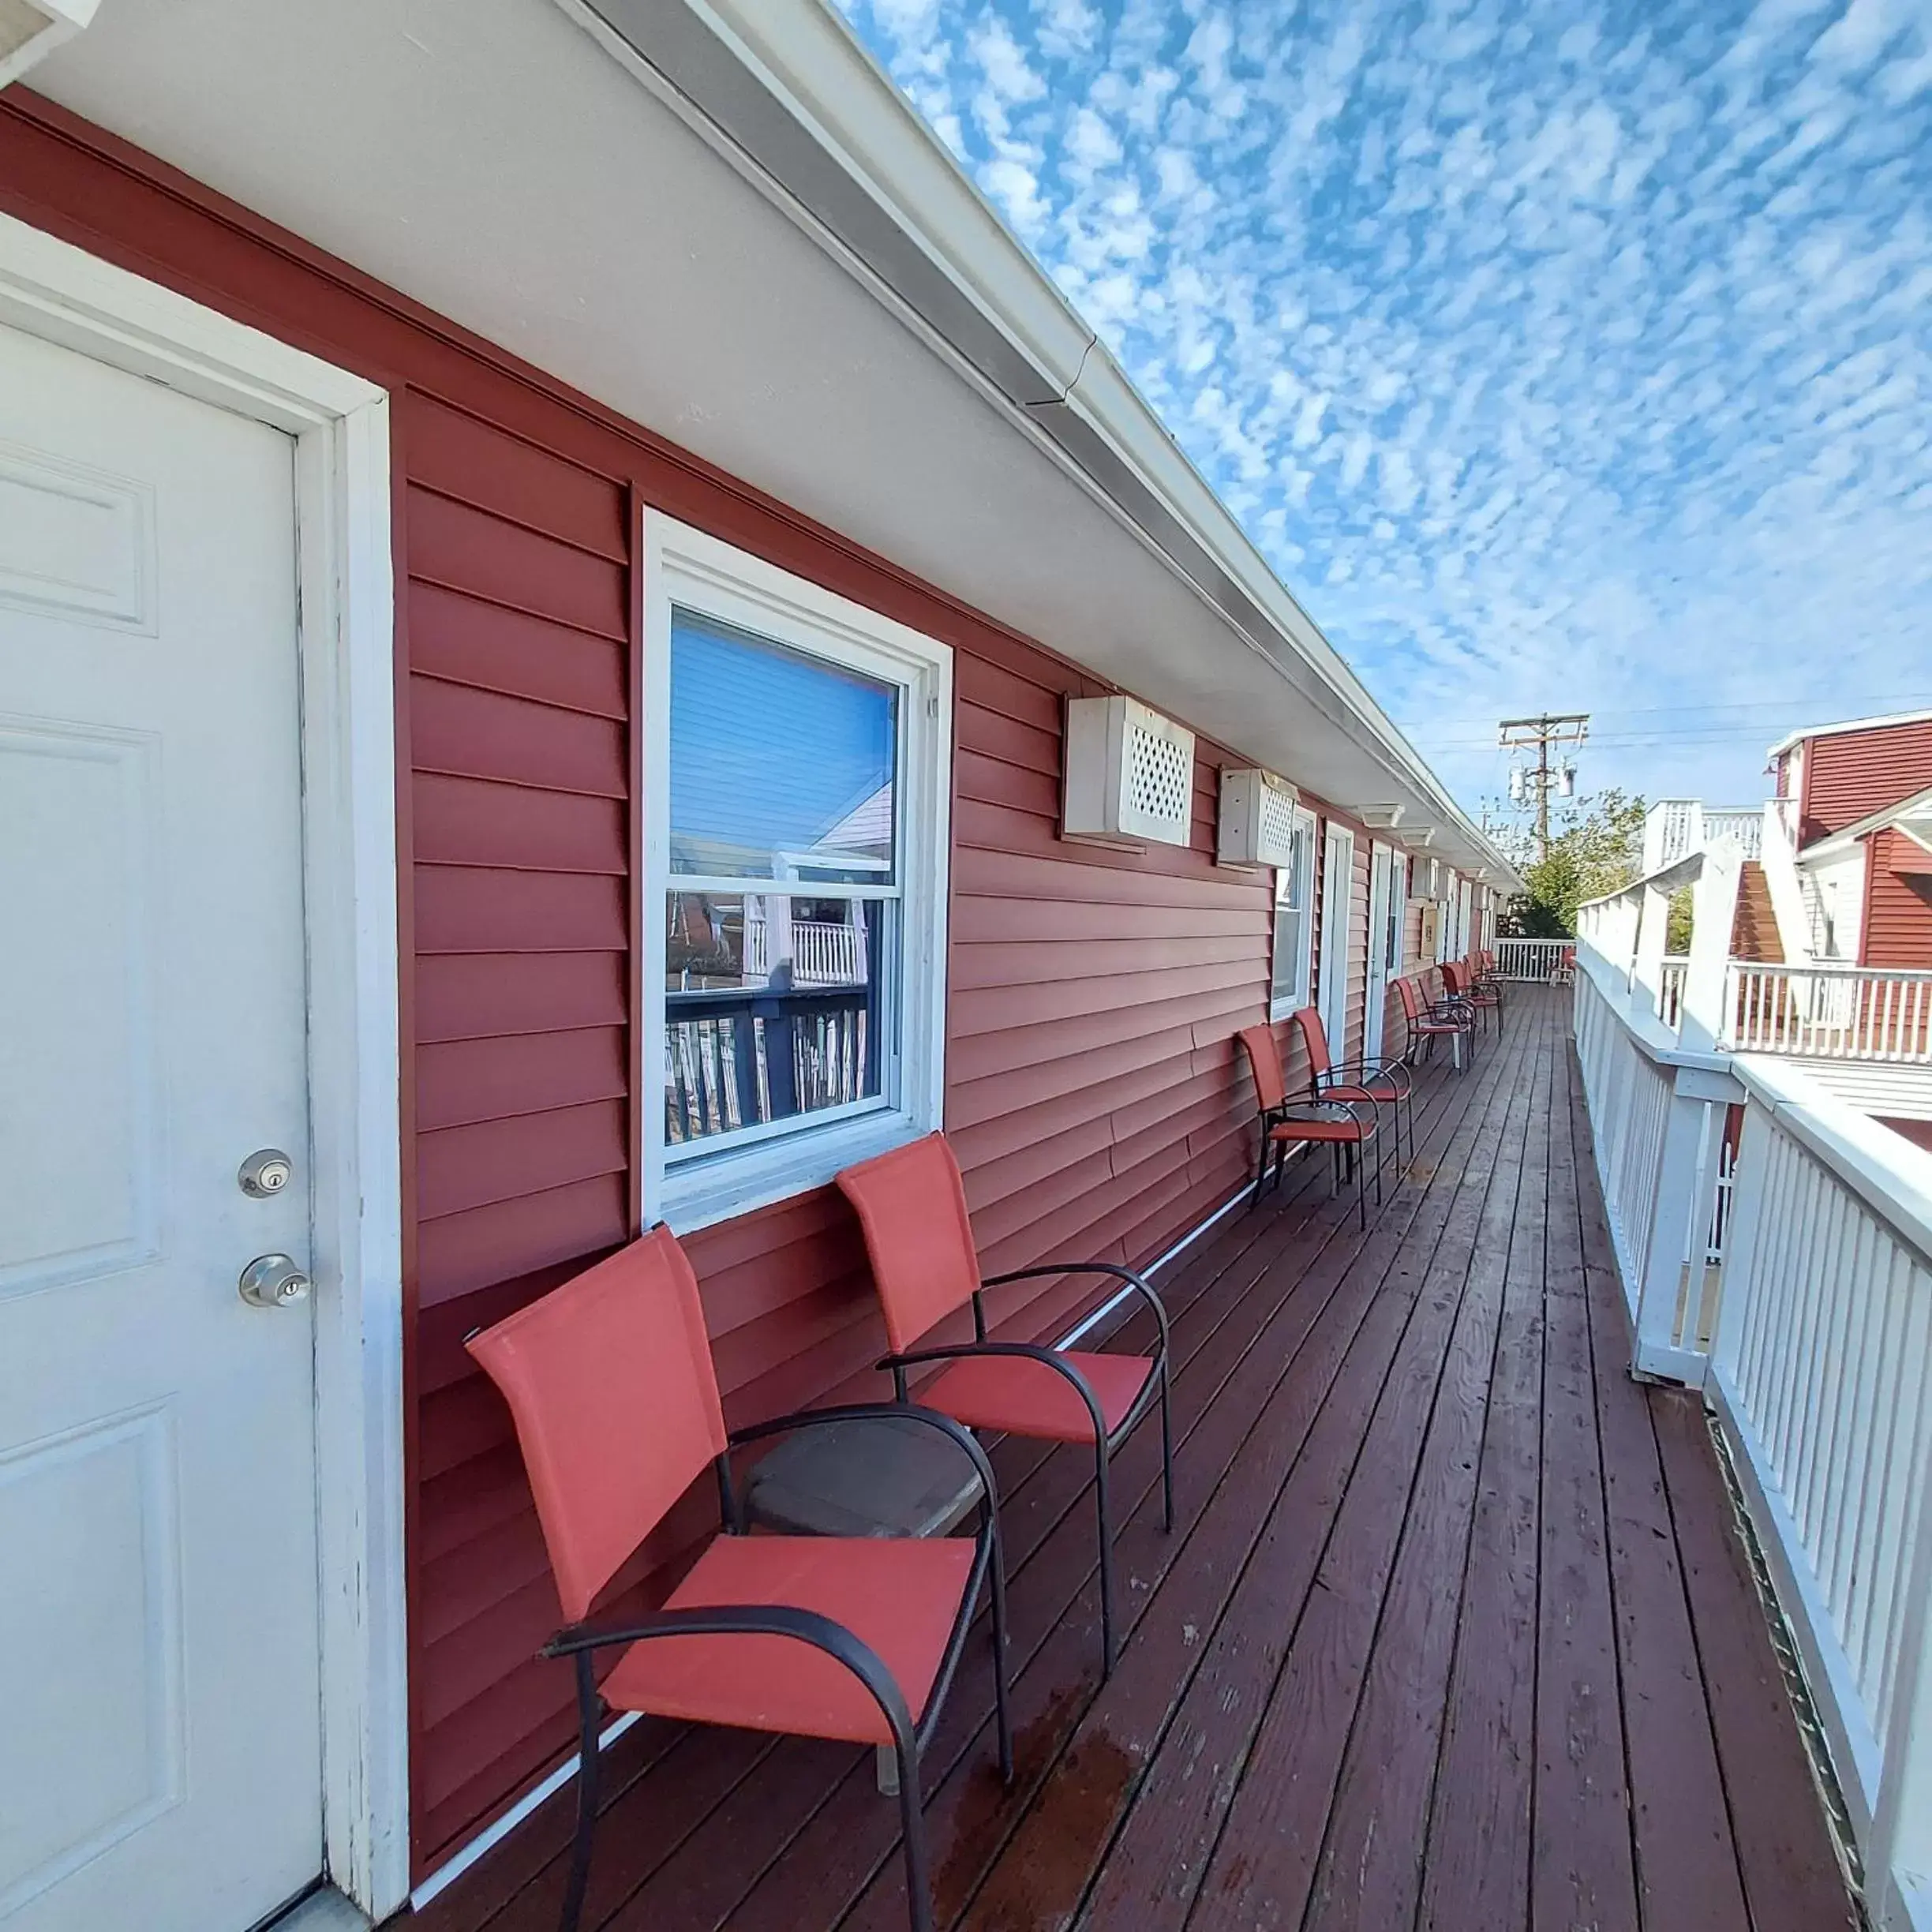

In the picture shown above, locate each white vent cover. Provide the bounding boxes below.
[0,0,98,89]
[1062,695,1196,848]
[1411,856,1443,900]
[1217,768,1300,867]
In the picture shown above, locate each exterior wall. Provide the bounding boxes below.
[1861,829,1932,969]
[1803,844,1867,960]
[1799,721,1932,845]
[0,95,1383,1875]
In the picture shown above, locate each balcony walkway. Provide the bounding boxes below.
[407,987,1856,1932]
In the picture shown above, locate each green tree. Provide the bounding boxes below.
[1503,788,1646,937]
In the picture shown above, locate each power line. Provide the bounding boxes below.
[1397,691,1926,732]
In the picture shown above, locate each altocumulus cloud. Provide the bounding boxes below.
[836,0,1932,814]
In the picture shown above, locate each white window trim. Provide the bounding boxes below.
[1268,803,1320,1020]
[642,513,953,1234]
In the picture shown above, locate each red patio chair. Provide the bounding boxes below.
[1286,1004,1413,1171]
[837,1133,1172,1679]
[466,1226,1011,1932]
[1395,974,1473,1070]
[1237,1023,1382,1228]
[1443,957,1503,1033]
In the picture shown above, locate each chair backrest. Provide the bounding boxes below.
[466,1226,727,1622]
[1237,1023,1288,1112]
[1442,960,1466,994]
[1286,1006,1332,1083]
[1395,977,1423,1021]
[837,1133,983,1355]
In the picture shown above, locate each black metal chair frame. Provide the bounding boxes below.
[1403,982,1477,1069]
[1451,964,1504,1035]
[540,1402,1010,1932]
[880,1263,1173,1681]
[1309,1052,1414,1176]
[1251,1095,1380,1229]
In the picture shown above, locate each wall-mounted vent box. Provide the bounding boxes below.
[1061,695,1196,849]
[1217,768,1300,868]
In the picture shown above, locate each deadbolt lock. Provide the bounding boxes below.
[238,1148,294,1198]
[238,1253,311,1309]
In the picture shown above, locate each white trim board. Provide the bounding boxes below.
[0,212,409,1919]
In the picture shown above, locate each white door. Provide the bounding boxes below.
[1317,824,1354,1059]
[1364,843,1396,1065]
[0,323,322,1930]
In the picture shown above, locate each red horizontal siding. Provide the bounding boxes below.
[1863,829,1932,968]
[1800,721,1932,844]
[0,92,1381,1879]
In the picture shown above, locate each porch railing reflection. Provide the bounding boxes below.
[665,985,874,1144]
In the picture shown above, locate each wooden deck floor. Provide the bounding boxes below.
[406,987,1858,1932]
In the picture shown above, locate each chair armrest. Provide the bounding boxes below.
[542,1603,915,1745]
[878,1340,1108,1443]
[725,1402,999,1533]
[1322,1058,1414,1099]
[978,1261,1172,1357]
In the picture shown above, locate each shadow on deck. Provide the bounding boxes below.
[404,987,1857,1932]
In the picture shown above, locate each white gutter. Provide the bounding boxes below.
[556,0,1521,893]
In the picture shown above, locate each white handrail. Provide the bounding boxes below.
[1574,939,1932,1926]
[1707,1056,1932,1925]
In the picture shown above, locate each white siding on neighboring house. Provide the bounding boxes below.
[1802,847,1866,960]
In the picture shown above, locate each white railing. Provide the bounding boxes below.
[1704,808,1765,858]
[1707,1058,1932,1929]
[1493,936,1572,980]
[1644,798,1766,870]
[1576,932,1932,1929]
[743,915,867,987]
[1573,952,1739,1380]
[1727,963,1932,1062]
[1646,798,1702,871]
[1658,955,1689,1028]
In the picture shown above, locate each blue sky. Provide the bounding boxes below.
[835,0,1932,833]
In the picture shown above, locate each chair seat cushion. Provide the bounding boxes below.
[919,1349,1154,1445]
[601,1533,975,1745]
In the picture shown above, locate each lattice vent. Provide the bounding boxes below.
[1062,695,1196,849]
[1217,768,1301,867]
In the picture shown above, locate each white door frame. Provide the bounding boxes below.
[0,214,408,1919]
[1365,841,1394,1063]
[1318,823,1354,1056]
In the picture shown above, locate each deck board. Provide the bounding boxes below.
[399,989,1855,1932]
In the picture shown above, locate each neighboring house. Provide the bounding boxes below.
[0,7,1515,1930]
[1636,709,1932,1142]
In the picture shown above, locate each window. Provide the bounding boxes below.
[1383,853,1406,972]
[645,515,952,1231]
[1270,804,1318,1017]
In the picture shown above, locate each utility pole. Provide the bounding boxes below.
[1499,713,1589,861]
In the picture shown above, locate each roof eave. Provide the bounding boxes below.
[569,0,1522,893]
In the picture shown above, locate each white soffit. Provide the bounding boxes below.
[30,0,1516,886]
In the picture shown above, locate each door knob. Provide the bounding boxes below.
[238,1253,311,1308]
